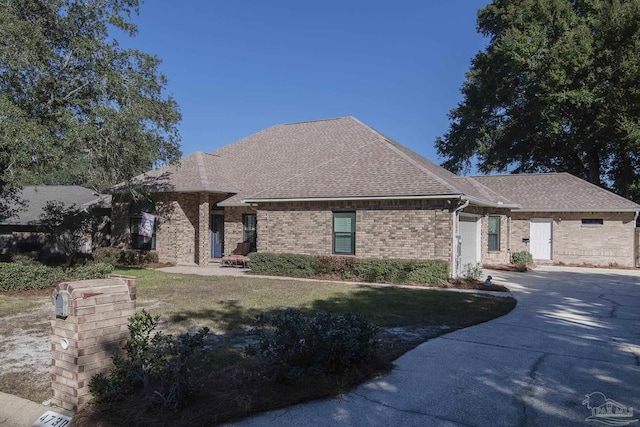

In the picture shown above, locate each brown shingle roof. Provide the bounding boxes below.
[219,117,508,206]
[128,117,639,213]
[472,173,640,212]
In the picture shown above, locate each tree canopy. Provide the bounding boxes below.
[0,0,181,220]
[436,0,640,201]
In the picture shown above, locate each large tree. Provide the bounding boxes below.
[436,0,640,201]
[0,0,181,220]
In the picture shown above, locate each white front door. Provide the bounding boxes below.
[459,216,481,273]
[530,219,552,260]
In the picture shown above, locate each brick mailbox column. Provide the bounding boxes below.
[50,274,136,411]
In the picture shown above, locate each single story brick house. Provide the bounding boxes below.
[110,117,640,273]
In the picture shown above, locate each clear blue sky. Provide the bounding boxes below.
[126,1,489,164]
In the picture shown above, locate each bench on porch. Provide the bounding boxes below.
[221,241,251,268]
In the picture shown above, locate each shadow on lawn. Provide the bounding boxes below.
[169,285,516,334]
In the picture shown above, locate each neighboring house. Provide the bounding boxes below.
[0,186,110,255]
[110,117,640,272]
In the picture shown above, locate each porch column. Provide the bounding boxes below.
[196,192,210,266]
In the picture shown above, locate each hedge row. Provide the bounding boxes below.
[92,247,159,266]
[249,253,449,285]
[0,262,114,292]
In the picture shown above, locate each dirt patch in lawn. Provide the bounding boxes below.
[0,298,52,403]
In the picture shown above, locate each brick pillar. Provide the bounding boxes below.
[197,192,210,266]
[50,274,136,411]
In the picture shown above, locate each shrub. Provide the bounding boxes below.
[89,310,209,411]
[249,253,318,277]
[511,251,533,268]
[461,262,483,281]
[246,308,379,381]
[356,259,449,285]
[67,262,114,280]
[315,255,358,277]
[93,247,159,266]
[0,262,114,292]
[250,253,449,285]
[0,263,65,291]
[92,247,120,265]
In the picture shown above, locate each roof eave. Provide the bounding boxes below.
[513,208,640,213]
[108,186,237,195]
[463,195,521,209]
[242,194,466,204]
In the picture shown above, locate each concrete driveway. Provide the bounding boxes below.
[230,266,640,426]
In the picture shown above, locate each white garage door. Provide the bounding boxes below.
[459,216,480,272]
[530,219,552,260]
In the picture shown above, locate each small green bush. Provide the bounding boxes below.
[511,251,534,267]
[68,263,115,280]
[249,253,318,277]
[461,262,483,281]
[89,310,209,411]
[246,308,379,381]
[356,259,449,284]
[315,256,358,277]
[0,262,114,292]
[92,247,120,265]
[93,247,159,266]
[0,263,65,291]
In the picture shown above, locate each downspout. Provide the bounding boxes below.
[451,197,470,278]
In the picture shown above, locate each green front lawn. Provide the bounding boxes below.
[0,267,516,426]
[118,267,514,335]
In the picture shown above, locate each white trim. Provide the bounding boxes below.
[514,208,639,213]
[242,193,519,208]
[243,194,464,203]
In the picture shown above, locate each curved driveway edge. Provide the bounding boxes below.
[228,266,640,426]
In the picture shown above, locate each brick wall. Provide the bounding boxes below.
[256,199,452,261]
[460,206,511,265]
[224,206,256,255]
[635,227,639,267]
[50,275,136,411]
[510,212,637,267]
[112,193,226,265]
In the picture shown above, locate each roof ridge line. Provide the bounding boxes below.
[194,151,211,188]
[350,117,464,196]
[281,116,352,126]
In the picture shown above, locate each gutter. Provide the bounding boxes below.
[242,194,465,204]
[512,208,640,213]
[451,197,470,278]
[242,194,518,209]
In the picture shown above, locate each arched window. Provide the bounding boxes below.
[129,199,156,250]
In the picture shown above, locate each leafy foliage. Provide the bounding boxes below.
[0,262,113,291]
[89,310,209,411]
[39,201,93,259]
[436,0,640,201]
[461,262,483,281]
[245,308,379,381]
[511,251,534,268]
[0,0,182,220]
[249,253,450,284]
[93,247,159,266]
